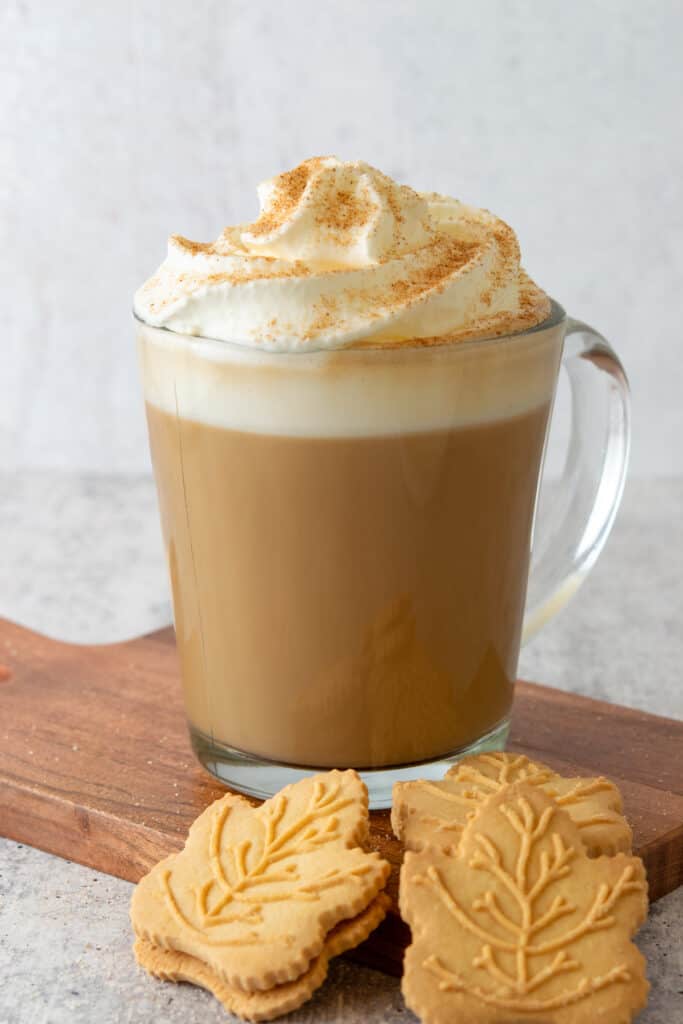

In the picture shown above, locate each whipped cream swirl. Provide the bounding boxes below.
[135,157,549,350]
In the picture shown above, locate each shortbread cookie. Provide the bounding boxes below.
[392,752,631,857]
[131,770,390,994]
[135,893,391,1022]
[401,782,648,1024]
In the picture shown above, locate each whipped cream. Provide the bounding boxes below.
[135,157,549,351]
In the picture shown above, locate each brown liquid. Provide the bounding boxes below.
[146,402,551,768]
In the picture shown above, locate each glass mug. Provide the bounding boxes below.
[137,301,629,807]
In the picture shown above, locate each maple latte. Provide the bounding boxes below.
[135,156,569,798]
[138,318,562,771]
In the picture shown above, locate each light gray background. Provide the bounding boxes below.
[2,0,682,476]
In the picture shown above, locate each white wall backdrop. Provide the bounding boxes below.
[2,0,681,475]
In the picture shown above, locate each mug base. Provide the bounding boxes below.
[189,719,510,809]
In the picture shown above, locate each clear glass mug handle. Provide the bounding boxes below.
[523,318,631,643]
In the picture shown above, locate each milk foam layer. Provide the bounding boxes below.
[135,157,550,351]
[138,317,564,438]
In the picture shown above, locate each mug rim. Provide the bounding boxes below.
[133,298,567,359]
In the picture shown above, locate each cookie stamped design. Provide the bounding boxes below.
[160,775,365,941]
[393,752,632,857]
[131,769,390,1005]
[401,783,648,1023]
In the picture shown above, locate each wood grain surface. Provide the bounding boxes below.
[0,617,681,977]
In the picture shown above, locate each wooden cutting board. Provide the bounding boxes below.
[0,616,682,977]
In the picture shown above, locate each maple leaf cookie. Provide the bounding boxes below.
[400,782,648,1024]
[131,769,390,1019]
[393,751,632,857]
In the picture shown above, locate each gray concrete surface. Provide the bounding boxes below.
[0,474,682,1022]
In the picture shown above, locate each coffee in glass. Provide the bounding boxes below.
[135,158,630,805]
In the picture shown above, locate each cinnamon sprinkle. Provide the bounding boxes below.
[315,188,374,234]
[380,237,479,307]
[306,294,341,336]
[169,235,216,255]
[246,157,328,238]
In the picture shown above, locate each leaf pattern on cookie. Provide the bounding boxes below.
[392,752,632,857]
[400,783,648,1024]
[131,770,390,992]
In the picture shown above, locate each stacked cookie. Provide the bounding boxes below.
[130,769,390,1021]
[395,753,649,1024]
